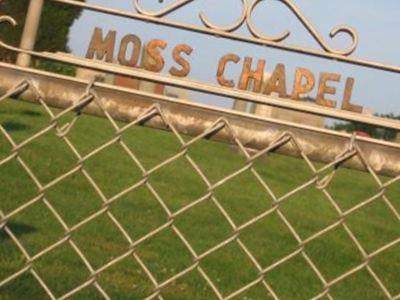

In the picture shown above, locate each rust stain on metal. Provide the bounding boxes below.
[341,77,363,113]
[142,39,167,72]
[118,34,142,67]
[291,67,315,101]
[238,57,266,93]
[169,44,193,77]
[264,63,288,98]
[316,72,341,108]
[86,27,116,63]
[217,54,240,88]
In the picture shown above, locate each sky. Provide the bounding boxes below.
[67,0,400,116]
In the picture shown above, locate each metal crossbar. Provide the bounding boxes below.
[0,80,399,299]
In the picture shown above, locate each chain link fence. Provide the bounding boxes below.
[0,79,399,300]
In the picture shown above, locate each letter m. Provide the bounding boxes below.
[86,27,116,62]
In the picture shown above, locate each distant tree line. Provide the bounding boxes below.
[329,113,400,141]
[0,0,84,75]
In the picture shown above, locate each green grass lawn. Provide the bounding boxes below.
[0,99,399,300]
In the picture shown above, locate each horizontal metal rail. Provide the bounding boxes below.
[0,62,399,177]
[47,53,400,131]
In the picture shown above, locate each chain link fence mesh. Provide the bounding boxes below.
[0,80,399,300]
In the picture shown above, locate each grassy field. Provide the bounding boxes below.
[0,99,399,300]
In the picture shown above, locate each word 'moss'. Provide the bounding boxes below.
[86,27,363,113]
[86,27,192,77]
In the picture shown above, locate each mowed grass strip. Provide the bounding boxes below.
[0,99,399,300]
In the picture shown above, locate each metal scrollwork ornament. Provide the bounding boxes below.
[133,0,359,56]
[247,0,358,55]
[0,16,18,52]
[199,0,248,33]
[133,0,195,17]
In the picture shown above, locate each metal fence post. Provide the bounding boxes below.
[16,0,44,67]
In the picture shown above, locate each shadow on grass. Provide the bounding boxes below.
[0,108,41,117]
[0,222,37,241]
[21,110,41,117]
[1,121,30,132]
